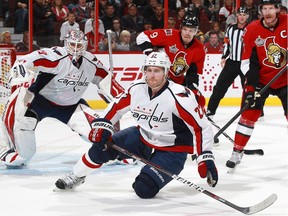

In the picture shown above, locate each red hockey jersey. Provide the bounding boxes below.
[241,14,287,89]
[137,29,205,85]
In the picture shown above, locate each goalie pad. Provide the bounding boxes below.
[2,87,37,166]
[98,74,125,103]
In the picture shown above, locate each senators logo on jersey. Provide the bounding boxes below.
[171,51,189,76]
[263,37,286,69]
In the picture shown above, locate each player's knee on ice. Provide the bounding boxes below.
[88,144,118,164]
[132,173,159,199]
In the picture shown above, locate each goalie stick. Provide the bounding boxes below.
[207,116,264,156]
[106,141,277,215]
[98,30,115,103]
[214,65,287,140]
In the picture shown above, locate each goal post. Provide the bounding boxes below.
[0,45,16,149]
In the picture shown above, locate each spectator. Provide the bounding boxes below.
[115,30,131,51]
[15,31,40,52]
[218,0,234,27]
[195,29,205,44]
[51,0,69,22]
[111,17,123,42]
[168,17,176,29]
[225,6,237,28]
[142,0,159,19]
[84,8,105,35]
[98,32,117,52]
[121,3,144,34]
[204,31,223,54]
[244,0,258,23]
[143,20,153,30]
[99,0,109,17]
[177,0,194,10]
[14,1,29,34]
[119,0,135,16]
[204,0,219,21]
[189,0,211,33]
[205,21,225,42]
[101,4,117,31]
[174,6,186,29]
[149,4,164,29]
[60,12,80,42]
[33,0,55,36]
[86,19,104,52]
[72,0,92,24]
[280,5,287,14]
[0,31,13,45]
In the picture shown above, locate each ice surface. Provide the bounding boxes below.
[0,106,287,216]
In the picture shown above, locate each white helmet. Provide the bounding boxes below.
[143,52,171,74]
[65,30,88,59]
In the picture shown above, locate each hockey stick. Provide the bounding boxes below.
[98,30,115,103]
[214,65,287,140]
[207,116,264,156]
[106,141,277,215]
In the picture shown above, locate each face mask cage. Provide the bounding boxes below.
[65,30,88,59]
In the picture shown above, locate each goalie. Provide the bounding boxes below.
[0,30,124,168]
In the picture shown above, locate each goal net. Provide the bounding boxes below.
[0,45,16,149]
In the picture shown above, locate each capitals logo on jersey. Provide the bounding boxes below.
[263,37,286,68]
[171,51,189,76]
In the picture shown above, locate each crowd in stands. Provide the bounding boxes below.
[0,0,287,53]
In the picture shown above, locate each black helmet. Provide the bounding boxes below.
[237,6,249,14]
[259,0,282,6]
[182,15,199,28]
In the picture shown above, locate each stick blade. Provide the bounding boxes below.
[245,194,277,215]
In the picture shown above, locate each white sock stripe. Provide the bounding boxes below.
[83,153,100,166]
[237,124,254,136]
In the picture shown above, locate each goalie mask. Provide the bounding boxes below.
[65,30,88,60]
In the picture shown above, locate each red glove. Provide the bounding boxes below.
[197,151,218,187]
[88,118,114,147]
[191,89,206,108]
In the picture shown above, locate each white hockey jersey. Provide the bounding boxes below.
[103,80,214,154]
[13,47,109,106]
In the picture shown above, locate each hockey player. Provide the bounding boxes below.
[206,7,249,118]
[136,14,206,107]
[226,0,287,169]
[55,52,218,198]
[0,30,124,168]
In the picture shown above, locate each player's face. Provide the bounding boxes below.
[144,66,166,89]
[237,13,248,24]
[261,5,280,27]
[181,26,197,44]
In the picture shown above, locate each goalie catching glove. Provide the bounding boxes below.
[197,151,218,187]
[88,118,114,149]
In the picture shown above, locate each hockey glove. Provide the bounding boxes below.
[88,118,114,149]
[244,86,261,108]
[197,151,218,187]
[189,83,206,108]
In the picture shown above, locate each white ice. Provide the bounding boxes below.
[0,106,287,216]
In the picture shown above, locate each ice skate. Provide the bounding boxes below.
[55,172,86,190]
[206,110,215,120]
[226,149,244,169]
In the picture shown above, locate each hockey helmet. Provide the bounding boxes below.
[143,52,171,75]
[65,30,88,59]
[237,6,249,14]
[182,15,199,28]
